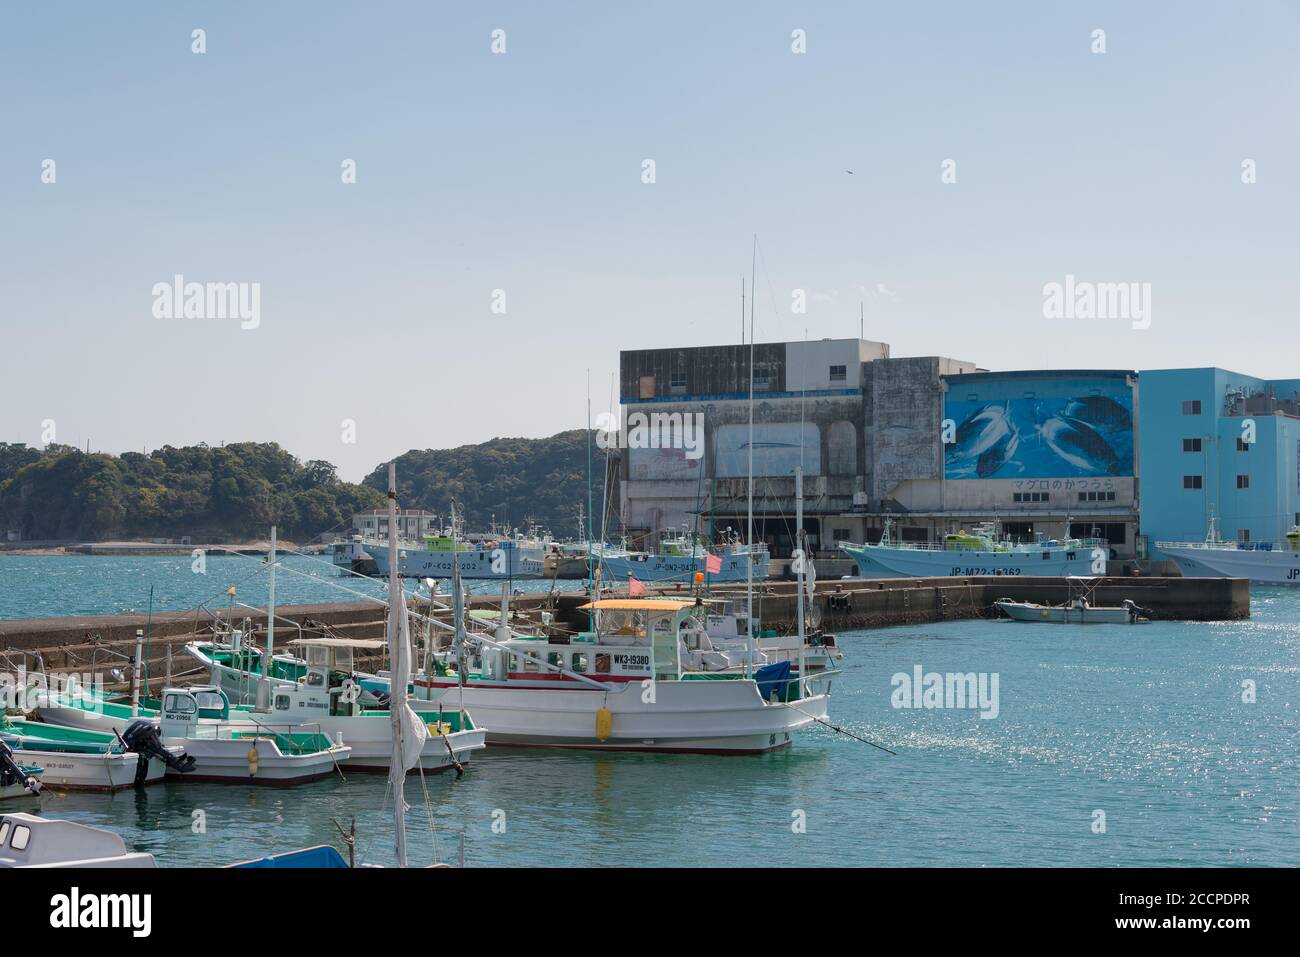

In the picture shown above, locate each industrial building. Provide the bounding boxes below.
[617,338,1140,560]
[1137,368,1300,555]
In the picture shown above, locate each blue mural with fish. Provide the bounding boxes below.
[943,389,1134,480]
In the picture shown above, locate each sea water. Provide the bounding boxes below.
[2,556,1297,866]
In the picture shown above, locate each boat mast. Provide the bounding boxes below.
[796,466,806,688]
[746,234,756,678]
[587,370,595,597]
[265,525,276,680]
[385,461,408,868]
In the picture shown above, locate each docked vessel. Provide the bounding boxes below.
[993,598,1148,624]
[1158,521,1300,584]
[840,518,1106,578]
[368,534,547,580]
[597,530,770,584]
[413,597,832,753]
[0,716,191,791]
[0,813,157,868]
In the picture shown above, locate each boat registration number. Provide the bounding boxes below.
[950,567,1021,576]
[612,653,650,671]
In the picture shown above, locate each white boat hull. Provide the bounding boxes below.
[0,748,167,791]
[369,544,546,580]
[994,600,1138,624]
[1159,544,1300,584]
[34,694,485,774]
[164,736,350,785]
[415,679,827,753]
[599,551,769,584]
[841,543,1101,578]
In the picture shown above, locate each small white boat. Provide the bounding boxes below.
[0,717,186,791]
[157,685,351,785]
[0,813,156,867]
[993,596,1148,624]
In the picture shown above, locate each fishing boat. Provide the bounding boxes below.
[0,716,191,791]
[1158,518,1300,584]
[840,517,1107,578]
[597,529,769,584]
[38,640,484,774]
[994,597,1149,624]
[0,813,157,868]
[993,577,1151,624]
[413,596,832,753]
[156,685,351,784]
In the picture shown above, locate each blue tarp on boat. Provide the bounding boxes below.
[755,660,793,701]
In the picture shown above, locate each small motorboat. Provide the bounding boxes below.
[994,596,1149,624]
[0,739,43,800]
[0,716,194,791]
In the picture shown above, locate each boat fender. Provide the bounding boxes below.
[247,745,259,777]
[595,707,613,741]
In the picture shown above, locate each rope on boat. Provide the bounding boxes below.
[780,699,896,755]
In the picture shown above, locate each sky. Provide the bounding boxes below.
[2,1,1297,481]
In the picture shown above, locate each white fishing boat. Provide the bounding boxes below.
[0,813,157,868]
[597,529,770,584]
[840,517,1107,578]
[993,597,1148,624]
[1158,519,1300,584]
[992,577,1151,624]
[156,685,351,785]
[413,597,832,753]
[37,641,484,774]
[0,716,188,791]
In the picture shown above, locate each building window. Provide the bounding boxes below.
[669,371,687,394]
[1183,438,1201,452]
[1183,475,1202,489]
[638,375,655,399]
[832,528,851,541]
[1013,492,1049,503]
[1238,529,1251,542]
[752,364,774,391]
[1181,400,1202,415]
[1078,491,1117,502]
[1236,474,1250,489]
[829,364,847,382]
[1236,437,1250,452]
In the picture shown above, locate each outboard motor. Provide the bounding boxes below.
[0,738,42,795]
[119,719,196,786]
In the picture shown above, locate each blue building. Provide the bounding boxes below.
[1137,368,1300,555]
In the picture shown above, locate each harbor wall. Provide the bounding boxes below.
[0,577,1247,693]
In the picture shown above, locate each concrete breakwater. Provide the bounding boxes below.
[0,576,1247,693]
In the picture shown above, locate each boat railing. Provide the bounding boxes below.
[843,537,1106,553]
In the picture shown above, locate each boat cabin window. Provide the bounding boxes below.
[194,691,225,712]
[0,822,9,845]
[164,693,197,714]
[307,646,330,669]
[275,694,291,711]
[547,652,563,668]
[306,671,325,688]
[10,824,30,850]
[523,652,540,673]
[573,654,587,673]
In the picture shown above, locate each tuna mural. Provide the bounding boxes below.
[944,390,1134,480]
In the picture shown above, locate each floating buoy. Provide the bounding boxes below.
[247,745,259,776]
[595,707,613,741]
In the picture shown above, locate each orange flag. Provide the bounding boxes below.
[628,574,647,597]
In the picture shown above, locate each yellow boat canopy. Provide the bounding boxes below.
[579,599,694,611]
[287,637,387,649]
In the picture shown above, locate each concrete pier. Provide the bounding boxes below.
[0,576,1247,694]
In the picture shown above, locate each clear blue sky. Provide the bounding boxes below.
[2,2,1297,480]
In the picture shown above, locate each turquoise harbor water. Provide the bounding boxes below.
[0,553,562,620]
[2,556,1298,866]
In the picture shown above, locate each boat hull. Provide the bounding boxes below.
[1159,544,1300,584]
[994,600,1136,624]
[415,679,827,753]
[368,544,546,580]
[599,551,769,584]
[164,737,350,785]
[0,748,166,791]
[841,543,1101,578]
